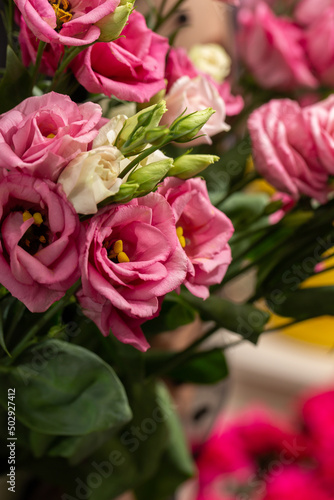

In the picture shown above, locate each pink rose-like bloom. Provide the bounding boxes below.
[158,178,234,299]
[162,75,230,146]
[14,0,120,46]
[263,467,332,500]
[237,2,317,90]
[78,192,188,351]
[302,7,334,87]
[0,92,102,182]
[19,17,63,75]
[248,99,329,202]
[166,47,244,116]
[294,0,333,26]
[71,10,169,103]
[0,174,82,312]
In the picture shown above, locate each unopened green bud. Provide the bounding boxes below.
[127,159,173,196]
[171,108,215,143]
[96,2,134,42]
[169,154,219,179]
[115,101,167,154]
[104,182,139,204]
[145,127,170,145]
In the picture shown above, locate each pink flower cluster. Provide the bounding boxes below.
[237,0,334,91]
[193,389,334,500]
[248,95,334,202]
[0,93,234,351]
[18,8,169,104]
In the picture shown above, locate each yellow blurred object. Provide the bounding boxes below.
[269,254,334,347]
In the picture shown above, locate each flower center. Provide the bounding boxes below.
[176,226,186,248]
[49,0,72,30]
[19,211,49,255]
[107,239,130,263]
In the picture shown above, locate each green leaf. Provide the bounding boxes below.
[182,291,269,344]
[146,348,229,384]
[142,292,197,337]
[219,192,270,230]
[134,384,195,500]
[0,340,132,435]
[0,46,32,113]
[267,286,334,321]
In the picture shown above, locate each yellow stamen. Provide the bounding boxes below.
[117,252,130,263]
[47,133,55,139]
[176,226,187,248]
[25,239,30,247]
[113,240,123,254]
[176,226,183,238]
[22,211,33,222]
[179,235,186,248]
[39,236,46,244]
[33,213,43,226]
[50,0,73,28]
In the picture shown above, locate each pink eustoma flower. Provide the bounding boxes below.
[248,98,329,202]
[166,47,244,116]
[78,192,188,351]
[0,174,83,312]
[158,178,234,299]
[0,92,102,182]
[263,467,332,500]
[71,10,169,103]
[237,2,317,90]
[14,0,120,46]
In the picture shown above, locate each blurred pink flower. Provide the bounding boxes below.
[294,0,333,26]
[14,0,119,46]
[302,7,334,87]
[248,98,329,202]
[237,2,317,90]
[0,92,102,182]
[78,192,188,351]
[263,467,332,500]
[166,47,243,116]
[0,174,82,312]
[158,177,234,299]
[71,11,169,103]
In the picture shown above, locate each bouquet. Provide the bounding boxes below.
[0,0,334,498]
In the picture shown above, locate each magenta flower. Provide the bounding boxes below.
[0,174,83,312]
[78,193,188,351]
[237,2,317,90]
[71,11,169,102]
[14,0,120,46]
[263,467,332,500]
[158,178,234,299]
[0,92,102,182]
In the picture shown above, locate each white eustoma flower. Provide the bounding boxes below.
[189,43,232,83]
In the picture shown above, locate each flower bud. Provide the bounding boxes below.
[144,127,170,145]
[103,182,140,205]
[127,159,173,196]
[96,2,135,42]
[169,154,220,179]
[115,101,167,154]
[171,108,216,143]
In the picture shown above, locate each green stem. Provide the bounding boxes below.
[10,280,81,361]
[154,0,187,31]
[31,41,47,90]
[118,145,158,179]
[147,324,218,380]
[49,45,89,92]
